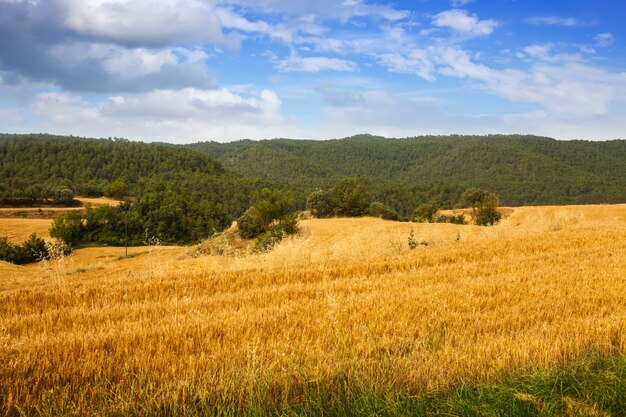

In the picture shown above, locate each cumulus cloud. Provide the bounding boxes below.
[432,9,498,37]
[60,0,239,48]
[0,0,219,93]
[20,87,302,142]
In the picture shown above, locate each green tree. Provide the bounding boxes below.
[306,189,334,218]
[414,200,439,223]
[237,207,265,239]
[103,178,129,199]
[368,201,400,221]
[254,188,294,227]
[332,177,372,217]
[462,188,502,226]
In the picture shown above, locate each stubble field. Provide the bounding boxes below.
[1,204,625,415]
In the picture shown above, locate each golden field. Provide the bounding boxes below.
[1,204,625,415]
[0,197,121,243]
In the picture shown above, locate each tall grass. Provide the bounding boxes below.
[1,204,625,416]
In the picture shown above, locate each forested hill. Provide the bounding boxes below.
[189,134,626,206]
[0,134,225,195]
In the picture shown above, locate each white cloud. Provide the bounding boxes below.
[49,43,179,77]
[23,87,304,142]
[378,49,435,80]
[60,0,239,48]
[314,85,626,140]
[594,33,614,48]
[277,54,358,73]
[526,16,577,27]
[375,43,626,117]
[432,9,498,37]
[223,0,409,22]
[434,46,626,116]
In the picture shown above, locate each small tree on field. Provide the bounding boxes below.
[414,200,439,223]
[369,201,400,221]
[462,188,501,226]
[331,177,372,217]
[237,188,297,240]
[237,207,265,239]
[306,189,334,218]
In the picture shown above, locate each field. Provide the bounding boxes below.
[0,197,121,243]
[1,204,626,415]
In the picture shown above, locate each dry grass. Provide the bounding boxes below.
[1,204,625,415]
[77,196,122,207]
[0,218,53,243]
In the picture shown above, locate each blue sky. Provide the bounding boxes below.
[0,0,624,142]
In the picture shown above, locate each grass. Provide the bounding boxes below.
[1,204,625,416]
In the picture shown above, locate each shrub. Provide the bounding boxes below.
[237,207,265,239]
[449,213,466,225]
[369,201,400,221]
[306,189,334,218]
[414,201,439,223]
[0,234,52,264]
[462,188,501,226]
[331,177,372,217]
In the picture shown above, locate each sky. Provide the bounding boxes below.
[0,0,625,143]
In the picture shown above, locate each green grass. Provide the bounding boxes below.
[6,353,624,416]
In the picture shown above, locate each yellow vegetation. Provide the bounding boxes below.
[0,218,52,243]
[1,204,625,414]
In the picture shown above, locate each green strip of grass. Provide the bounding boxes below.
[5,354,626,416]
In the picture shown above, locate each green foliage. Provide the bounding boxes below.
[449,213,466,225]
[463,188,502,226]
[368,201,400,220]
[191,134,626,207]
[103,178,129,198]
[306,188,334,218]
[407,228,418,250]
[237,188,295,240]
[254,188,294,226]
[237,207,265,239]
[331,177,372,217]
[0,234,50,264]
[251,213,299,253]
[413,200,439,223]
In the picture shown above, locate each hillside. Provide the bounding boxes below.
[0,134,225,196]
[189,134,626,206]
[0,134,271,244]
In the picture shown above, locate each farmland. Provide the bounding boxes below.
[1,204,625,415]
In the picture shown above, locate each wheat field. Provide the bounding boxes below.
[1,204,625,415]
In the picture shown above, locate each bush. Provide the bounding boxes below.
[449,213,466,225]
[462,188,501,226]
[332,177,372,217]
[0,234,51,264]
[475,206,501,226]
[414,201,438,223]
[237,207,265,239]
[306,189,334,218]
[369,201,400,221]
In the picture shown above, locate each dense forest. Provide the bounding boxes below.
[1,133,625,248]
[0,134,272,245]
[189,134,626,207]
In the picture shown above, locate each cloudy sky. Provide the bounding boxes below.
[0,0,625,142]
